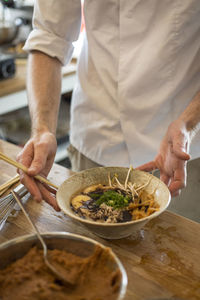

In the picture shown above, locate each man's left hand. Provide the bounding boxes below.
[137,120,191,197]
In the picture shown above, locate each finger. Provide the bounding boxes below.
[169,180,183,196]
[168,161,187,195]
[18,170,43,202]
[28,144,49,176]
[160,172,170,186]
[169,178,186,195]
[172,136,190,161]
[136,161,157,172]
[40,182,57,195]
[17,142,34,168]
[43,155,56,177]
[37,182,60,211]
[171,189,181,197]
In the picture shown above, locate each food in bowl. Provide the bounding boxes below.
[57,167,170,239]
[0,243,121,300]
[71,167,159,224]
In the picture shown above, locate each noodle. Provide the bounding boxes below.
[71,167,159,223]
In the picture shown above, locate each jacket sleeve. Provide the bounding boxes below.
[23,0,82,65]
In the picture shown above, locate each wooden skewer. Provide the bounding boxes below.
[0,152,59,190]
[0,188,9,196]
[0,174,20,195]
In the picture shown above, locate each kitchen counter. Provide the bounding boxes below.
[0,58,77,97]
[0,139,200,300]
[0,58,77,115]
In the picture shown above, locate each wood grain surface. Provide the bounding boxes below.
[0,139,200,300]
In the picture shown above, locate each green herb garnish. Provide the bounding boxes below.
[95,190,131,209]
[89,193,102,200]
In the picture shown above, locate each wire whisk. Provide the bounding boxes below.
[0,184,29,230]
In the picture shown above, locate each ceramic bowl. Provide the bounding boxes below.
[57,167,171,239]
[0,232,127,300]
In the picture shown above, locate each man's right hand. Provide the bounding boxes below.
[16,132,60,211]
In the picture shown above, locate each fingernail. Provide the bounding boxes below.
[28,167,38,175]
[33,197,41,203]
[55,205,61,212]
[29,166,36,172]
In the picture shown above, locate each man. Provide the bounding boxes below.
[18,0,200,211]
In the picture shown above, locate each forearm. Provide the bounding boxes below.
[178,90,200,139]
[27,50,62,136]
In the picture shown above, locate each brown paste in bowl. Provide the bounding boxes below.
[0,245,121,300]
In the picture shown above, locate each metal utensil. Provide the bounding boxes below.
[0,184,28,230]
[11,190,74,287]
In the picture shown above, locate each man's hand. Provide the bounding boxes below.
[17,132,60,211]
[137,120,191,197]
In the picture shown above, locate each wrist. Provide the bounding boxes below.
[31,119,57,136]
[178,90,200,138]
[178,116,200,140]
[31,126,56,139]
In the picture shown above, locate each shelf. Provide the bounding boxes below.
[0,73,76,115]
[0,57,77,115]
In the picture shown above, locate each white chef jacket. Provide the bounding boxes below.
[24,0,200,167]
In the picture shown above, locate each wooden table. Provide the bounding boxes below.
[0,139,200,300]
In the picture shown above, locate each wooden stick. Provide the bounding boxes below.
[0,152,59,190]
[0,174,20,195]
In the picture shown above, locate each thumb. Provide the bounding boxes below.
[28,149,47,176]
[136,161,157,172]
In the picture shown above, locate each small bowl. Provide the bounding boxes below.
[57,167,171,239]
[0,232,127,300]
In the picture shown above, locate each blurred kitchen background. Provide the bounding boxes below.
[0,0,199,223]
[0,0,83,168]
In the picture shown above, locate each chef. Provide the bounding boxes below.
[17,0,200,211]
